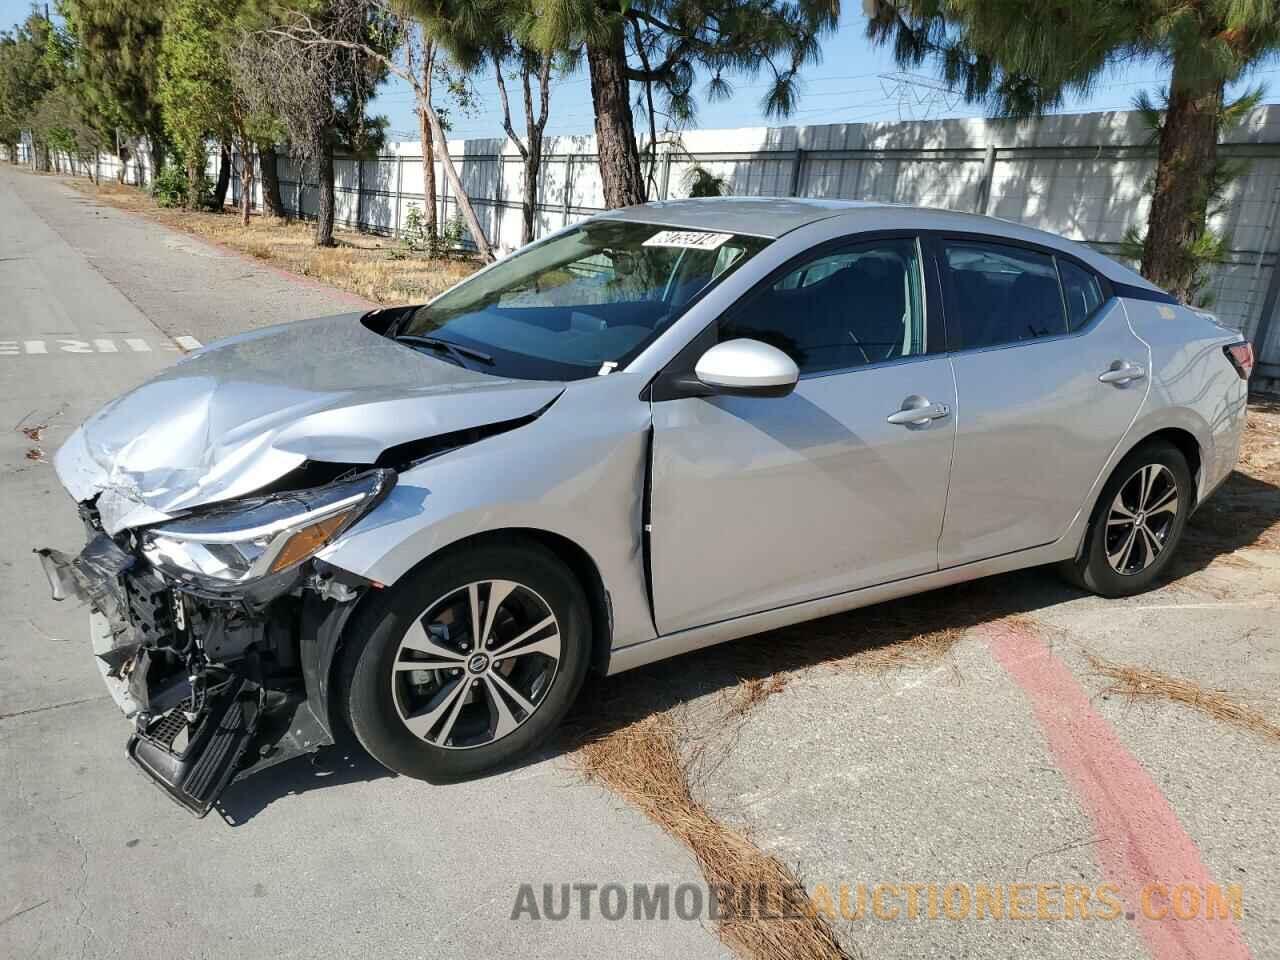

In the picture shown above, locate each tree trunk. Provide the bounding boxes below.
[185,154,202,209]
[211,140,231,210]
[315,138,336,247]
[1140,57,1224,302]
[419,45,438,243]
[586,25,646,209]
[148,136,165,187]
[419,94,494,261]
[522,151,540,247]
[239,147,254,226]
[259,145,286,218]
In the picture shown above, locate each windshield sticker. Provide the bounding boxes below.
[643,230,734,251]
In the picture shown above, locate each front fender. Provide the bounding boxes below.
[314,374,658,652]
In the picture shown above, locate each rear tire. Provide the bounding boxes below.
[1059,439,1193,598]
[339,538,591,782]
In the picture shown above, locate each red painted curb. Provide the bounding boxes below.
[986,621,1251,960]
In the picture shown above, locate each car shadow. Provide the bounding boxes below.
[553,568,1080,752]
[214,738,394,825]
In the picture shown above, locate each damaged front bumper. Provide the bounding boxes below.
[37,528,361,817]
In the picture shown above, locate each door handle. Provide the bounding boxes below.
[1098,361,1146,385]
[886,400,951,426]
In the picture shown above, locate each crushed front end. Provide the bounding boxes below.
[37,469,394,817]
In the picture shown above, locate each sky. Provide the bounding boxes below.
[5,1,1279,145]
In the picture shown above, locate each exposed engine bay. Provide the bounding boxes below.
[38,486,380,817]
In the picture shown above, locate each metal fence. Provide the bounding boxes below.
[12,105,1280,379]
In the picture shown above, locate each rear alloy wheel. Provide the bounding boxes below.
[341,540,590,782]
[1103,464,1179,576]
[1060,440,1192,597]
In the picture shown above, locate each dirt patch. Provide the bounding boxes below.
[1177,400,1280,574]
[1089,654,1280,743]
[577,712,854,960]
[65,180,476,305]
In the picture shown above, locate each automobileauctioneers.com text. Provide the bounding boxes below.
[510,881,1244,923]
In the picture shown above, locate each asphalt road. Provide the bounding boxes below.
[0,168,730,960]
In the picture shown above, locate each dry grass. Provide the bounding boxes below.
[66,179,476,305]
[570,591,1032,960]
[1178,401,1280,570]
[578,713,854,960]
[1239,397,1280,485]
[723,675,790,718]
[1089,654,1280,743]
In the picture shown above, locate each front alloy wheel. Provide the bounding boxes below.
[341,540,590,782]
[391,581,562,750]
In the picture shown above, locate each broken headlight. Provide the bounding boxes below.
[141,469,395,589]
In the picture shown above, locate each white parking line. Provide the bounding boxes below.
[0,335,202,356]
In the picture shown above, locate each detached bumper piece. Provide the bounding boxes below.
[40,519,347,817]
[128,676,262,817]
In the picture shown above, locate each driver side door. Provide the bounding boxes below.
[648,235,958,635]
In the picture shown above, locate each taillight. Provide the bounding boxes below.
[1223,341,1254,380]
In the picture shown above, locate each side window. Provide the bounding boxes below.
[1057,259,1105,331]
[720,238,926,374]
[940,241,1067,350]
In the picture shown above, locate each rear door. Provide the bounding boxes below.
[649,235,957,634]
[933,237,1148,567]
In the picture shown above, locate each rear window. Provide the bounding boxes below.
[1058,259,1105,331]
[941,241,1067,349]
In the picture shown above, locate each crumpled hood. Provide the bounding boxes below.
[55,312,563,534]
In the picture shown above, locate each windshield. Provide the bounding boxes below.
[396,221,771,380]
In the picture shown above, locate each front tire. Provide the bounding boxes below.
[339,538,591,782]
[1059,439,1193,598]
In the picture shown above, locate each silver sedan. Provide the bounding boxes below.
[40,199,1253,812]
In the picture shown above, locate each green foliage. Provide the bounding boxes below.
[0,10,116,168]
[509,0,839,124]
[868,1,1280,298]
[151,163,206,207]
[866,1,1280,119]
[63,0,169,162]
[158,0,235,165]
[682,164,730,197]
[1120,84,1265,306]
[393,205,464,258]
[0,14,58,152]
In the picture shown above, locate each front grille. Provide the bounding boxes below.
[145,700,192,750]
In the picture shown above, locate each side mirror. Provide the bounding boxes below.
[694,339,799,398]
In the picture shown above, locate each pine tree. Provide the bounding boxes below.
[867,0,1280,301]
[63,0,169,176]
[525,0,840,208]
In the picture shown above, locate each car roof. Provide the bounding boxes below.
[598,197,1164,295]
[595,197,879,238]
